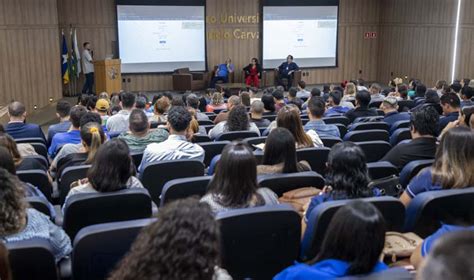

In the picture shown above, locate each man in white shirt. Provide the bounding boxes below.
[82,42,94,94]
[139,106,205,174]
[106,92,136,133]
[296,80,311,99]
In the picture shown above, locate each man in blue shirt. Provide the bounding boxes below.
[304,97,340,138]
[324,91,350,117]
[209,58,234,89]
[48,105,87,158]
[381,97,411,128]
[5,101,46,142]
[276,55,299,90]
[47,100,72,145]
[439,92,461,132]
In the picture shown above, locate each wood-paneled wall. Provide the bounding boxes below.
[0,0,62,112]
[377,0,474,86]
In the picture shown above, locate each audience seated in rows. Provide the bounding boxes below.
[381,106,438,170]
[276,201,387,279]
[64,139,144,206]
[200,142,278,213]
[249,100,271,127]
[206,92,227,113]
[380,97,411,127]
[186,93,210,121]
[47,100,72,145]
[345,90,378,123]
[286,87,304,110]
[214,95,242,125]
[257,128,311,175]
[209,105,260,140]
[118,109,169,153]
[106,92,136,133]
[0,133,45,171]
[303,142,378,224]
[304,96,340,138]
[0,168,71,262]
[5,101,45,142]
[108,198,230,280]
[411,89,443,115]
[48,105,87,158]
[369,83,384,104]
[324,91,350,117]
[139,106,205,173]
[301,87,321,110]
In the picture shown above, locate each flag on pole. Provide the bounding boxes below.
[70,28,81,78]
[61,31,70,85]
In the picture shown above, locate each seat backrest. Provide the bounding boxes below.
[160,176,212,206]
[404,188,474,237]
[320,136,342,148]
[262,114,277,122]
[369,101,383,108]
[141,159,205,205]
[353,116,384,123]
[397,100,415,112]
[198,141,230,166]
[335,123,348,137]
[216,131,259,141]
[343,129,389,142]
[322,116,351,126]
[59,165,91,205]
[217,204,301,279]
[23,155,48,169]
[198,120,214,126]
[337,267,412,280]
[301,197,405,261]
[390,128,412,146]
[296,147,331,175]
[192,134,212,143]
[243,136,267,148]
[30,142,48,159]
[14,137,46,145]
[72,218,155,280]
[16,170,52,201]
[130,152,143,169]
[355,141,392,163]
[6,238,58,280]
[258,171,325,197]
[26,196,53,219]
[389,119,411,134]
[63,188,152,240]
[349,122,389,132]
[399,159,434,188]
[367,161,399,180]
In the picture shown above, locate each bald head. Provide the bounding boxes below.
[8,101,26,120]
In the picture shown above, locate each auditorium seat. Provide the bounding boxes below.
[301,197,405,262]
[296,147,331,175]
[243,136,267,149]
[216,131,259,141]
[130,152,144,169]
[404,188,474,237]
[369,101,383,108]
[262,114,277,122]
[201,125,215,133]
[63,188,152,240]
[217,204,301,279]
[353,116,384,123]
[335,123,348,138]
[14,137,46,145]
[390,128,412,146]
[23,155,48,169]
[258,171,325,197]
[355,141,392,163]
[397,100,415,112]
[320,136,342,148]
[72,218,156,280]
[208,154,221,175]
[349,122,390,132]
[17,169,52,201]
[322,116,351,126]
[389,119,411,134]
[6,238,59,280]
[192,134,212,143]
[399,159,435,188]
[59,165,92,205]
[197,119,214,126]
[26,196,53,219]
[367,161,399,180]
[150,121,166,129]
[198,141,230,166]
[29,142,49,160]
[108,132,121,139]
[160,176,212,206]
[343,130,390,142]
[141,159,205,204]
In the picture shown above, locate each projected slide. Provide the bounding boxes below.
[263,6,338,69]
[117,6,205,73]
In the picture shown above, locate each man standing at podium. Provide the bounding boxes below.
[82,42,94,94]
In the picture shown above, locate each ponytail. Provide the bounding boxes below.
[80,123,105,164]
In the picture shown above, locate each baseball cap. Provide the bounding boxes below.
[96,98,110,111]
[383,96,398,106]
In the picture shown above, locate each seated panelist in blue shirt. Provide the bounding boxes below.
[276,55,299,91]
[210,58,234,89]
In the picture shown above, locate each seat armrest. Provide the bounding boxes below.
[59,257,72,279]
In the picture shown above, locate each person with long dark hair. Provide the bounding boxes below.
[243,57,262,88]
[275,201,388,279]
[201,142,278,212]
[108,198,231,280]
[208,105,260,140]
[258,128,310,175]
[303,142,377,224]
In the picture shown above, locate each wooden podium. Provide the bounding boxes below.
[94,59,122,94]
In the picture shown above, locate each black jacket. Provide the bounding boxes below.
[243,64,262,78]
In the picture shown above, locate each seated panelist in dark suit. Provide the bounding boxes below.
[276,55,299,91]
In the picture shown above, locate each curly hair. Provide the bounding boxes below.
[226,105,250,132]
[0,168,27,236]
[108,198,220,280]
[167,106,192,132]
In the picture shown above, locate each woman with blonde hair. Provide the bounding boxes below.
[276,105,322,149]
[206,92,227,112]
[342,82,357,102]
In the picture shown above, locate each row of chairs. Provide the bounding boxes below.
[10,186,473,280]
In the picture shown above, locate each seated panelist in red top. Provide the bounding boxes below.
[243,57,263,88]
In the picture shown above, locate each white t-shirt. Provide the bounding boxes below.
[82,49,94,74]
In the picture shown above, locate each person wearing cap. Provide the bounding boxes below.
[380,97,410,128]
[95,98,110,126]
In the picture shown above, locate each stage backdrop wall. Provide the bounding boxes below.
[0,0,62,112]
